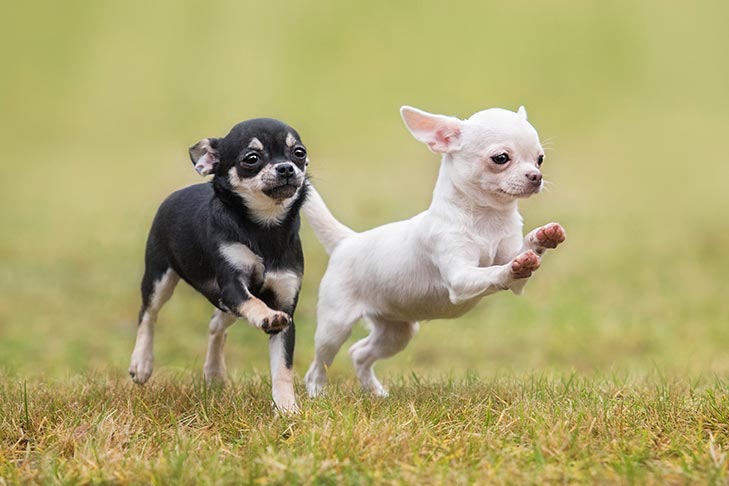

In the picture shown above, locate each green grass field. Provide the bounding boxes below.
[2,1,729,483]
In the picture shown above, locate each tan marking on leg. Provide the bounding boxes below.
[270,332,299,413]
[203,310,237,384]
[238,297,271,325]
[238,297,291,333]
[272,367,298,413]
[129,270,179,384]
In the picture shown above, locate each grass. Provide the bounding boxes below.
[3,372,729,484]
[2,0,729,483]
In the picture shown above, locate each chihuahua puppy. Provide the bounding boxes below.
[129,118,309,412]
[303,106,566,397]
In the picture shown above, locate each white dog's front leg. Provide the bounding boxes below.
[523,222,566,256]
[444,251,541,304]
[504,223,566,295]
[446,265,511,304]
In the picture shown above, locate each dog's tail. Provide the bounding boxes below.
[303,182,356,255]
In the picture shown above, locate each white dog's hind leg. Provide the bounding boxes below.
[203,310,237,384]
[129,269,179,384]
[305,304,360,397]
[349,318,419,397]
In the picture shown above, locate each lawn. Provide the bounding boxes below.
[3,373,729,483]
[2,0,729,483]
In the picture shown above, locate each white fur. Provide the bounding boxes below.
[304,105,564,397]
[301,188,354,254]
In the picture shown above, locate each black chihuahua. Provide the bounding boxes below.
[129,118,309,413]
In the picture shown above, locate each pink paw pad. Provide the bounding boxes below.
[536,223,566,249]
[512,251,540,279]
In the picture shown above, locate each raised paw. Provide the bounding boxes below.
[260,311,292,335]
[535,222,566,249]
[511,250,540,279]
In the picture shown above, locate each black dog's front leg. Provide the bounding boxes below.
[259,276,301,413]
[213,259,298,412]
[266,322,297,412]
[216,265,291,334]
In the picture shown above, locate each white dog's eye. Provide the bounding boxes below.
[537,155,544,166]
[491,153,510,165]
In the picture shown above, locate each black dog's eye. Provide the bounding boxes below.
[491,153,510,165]
[293,147,307,159]
[537,155,544,166]
[242,153,260,165]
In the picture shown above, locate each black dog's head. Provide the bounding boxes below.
[189,119,308,222]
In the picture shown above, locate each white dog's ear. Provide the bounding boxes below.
[189,138,220,176]
[400,106,463,153]
[517,105,528,120]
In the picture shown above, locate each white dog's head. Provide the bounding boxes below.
[401,105,545,207]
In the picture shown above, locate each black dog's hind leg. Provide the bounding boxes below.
[203,309,238,384]
[129,261,179,384]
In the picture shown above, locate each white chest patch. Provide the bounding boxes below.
[263,270,301,306]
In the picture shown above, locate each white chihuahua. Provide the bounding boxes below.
[303,105,566,397]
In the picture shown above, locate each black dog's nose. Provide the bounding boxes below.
[525,171,543,186]
[276,163,296,178]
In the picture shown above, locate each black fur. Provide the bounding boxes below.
[138,118,308,376]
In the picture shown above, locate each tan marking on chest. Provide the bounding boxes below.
[219,243,264,277]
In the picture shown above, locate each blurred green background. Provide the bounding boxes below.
[1,0,728,380]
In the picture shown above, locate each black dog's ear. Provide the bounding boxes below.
[189,138,221,176]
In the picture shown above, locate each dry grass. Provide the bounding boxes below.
[2,372,729,484]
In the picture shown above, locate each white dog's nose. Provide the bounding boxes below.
[526,171,543,186]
